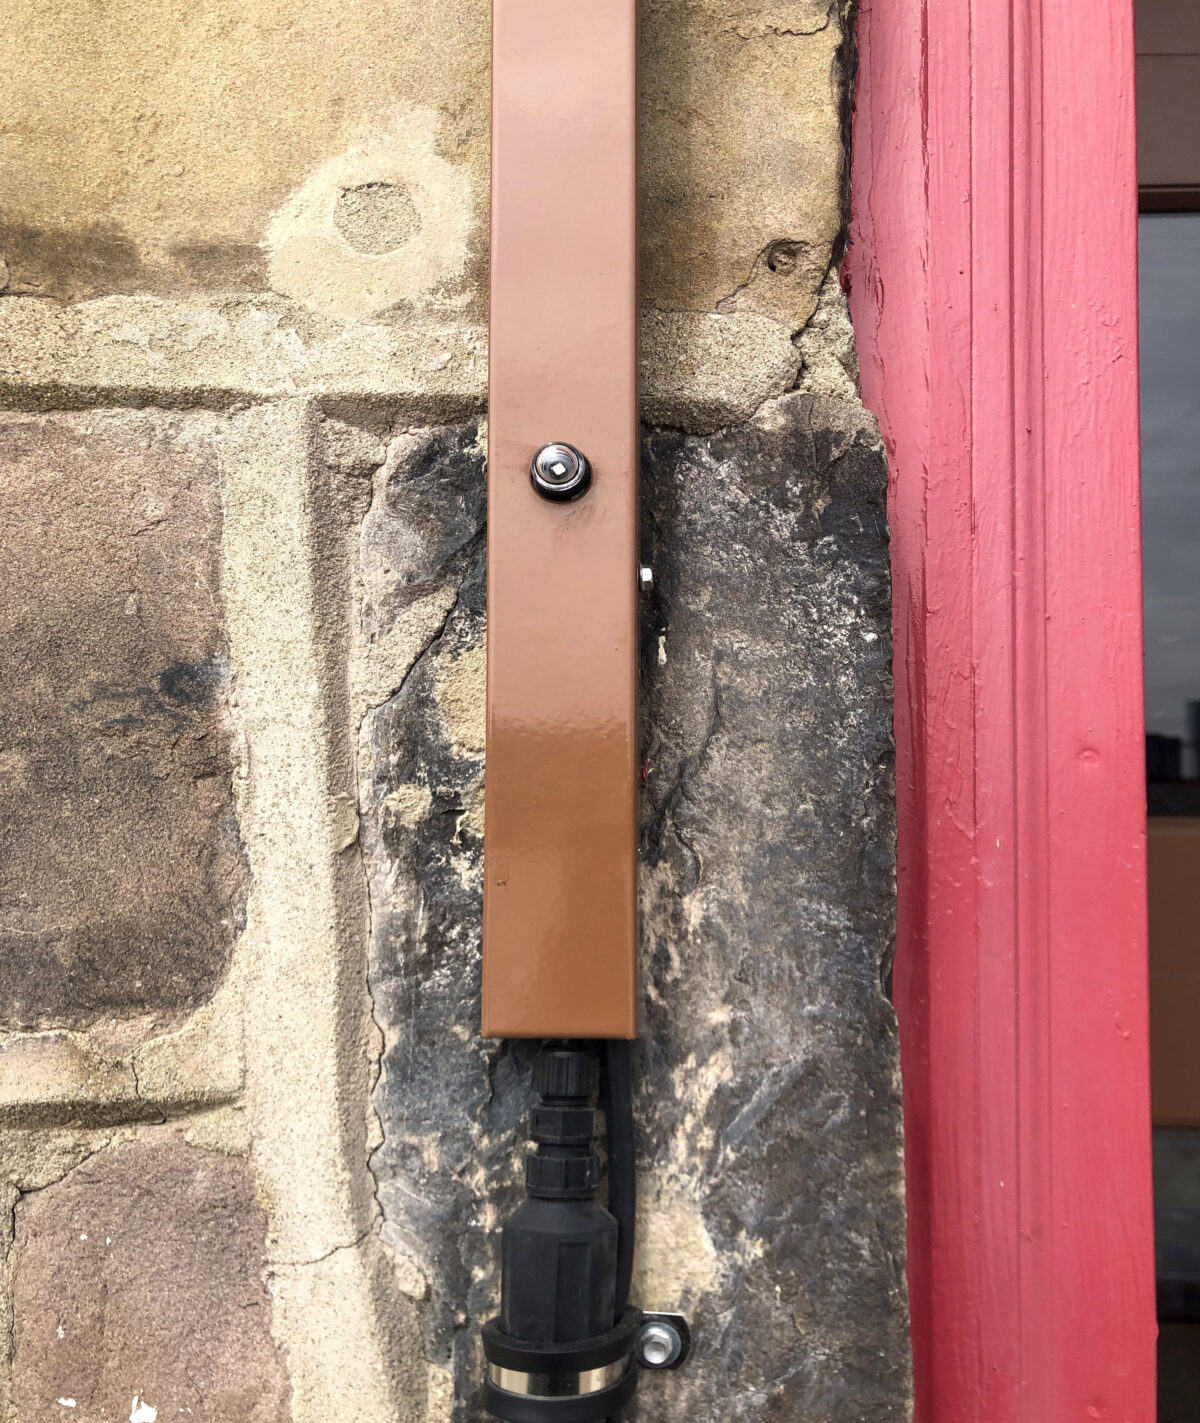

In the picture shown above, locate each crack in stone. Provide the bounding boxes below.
[275,1222,378,1270]
[643,655,726,892]
[722,0,835,41]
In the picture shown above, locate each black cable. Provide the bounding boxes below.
[601,1038,636,1319]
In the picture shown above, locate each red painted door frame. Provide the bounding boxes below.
[846,1,1157,1418]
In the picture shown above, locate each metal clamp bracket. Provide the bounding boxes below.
[634,1313,692,1371]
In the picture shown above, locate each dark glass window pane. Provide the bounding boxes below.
[1141,213,1200,815]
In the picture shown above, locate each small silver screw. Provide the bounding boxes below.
[638,565,654,593]
[635,1320,683,1370]
[531,442,592,501]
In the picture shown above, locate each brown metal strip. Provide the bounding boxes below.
[483,0,638,1039]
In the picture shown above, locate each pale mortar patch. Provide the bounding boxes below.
[267,108,474,321]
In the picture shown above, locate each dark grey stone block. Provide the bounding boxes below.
[360,395,909,1421]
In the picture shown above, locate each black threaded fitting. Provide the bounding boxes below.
[484,1045,638,1422]
[531,1104,596,1146]
[526,1049,600,1201]
[496,1047,617,1346]
[525,1149,600,1199]
[534,1048,600,1101]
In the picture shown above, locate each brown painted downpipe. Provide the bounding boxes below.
[483,0,639,1042]
[480,1,653,1417]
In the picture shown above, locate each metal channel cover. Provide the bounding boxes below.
[483,0,639,1038]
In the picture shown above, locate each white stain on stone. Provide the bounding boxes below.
[632,1173,720,1310]
[266,107,474,321]
[130,1396,158,1423]
[425,1363,455,1423]
[57,1400,76,1408]
[381,783,434,832]
[378,1227,431,1301]
[434,640,485,757]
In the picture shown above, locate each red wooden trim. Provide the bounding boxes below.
[846,1,1157,1418]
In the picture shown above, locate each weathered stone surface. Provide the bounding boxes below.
[641,0,849,330]
[0,0,489,314]
[0,6,885,1423]
[361,398,908,1419]
[0,1,856,435]
[0,0,848,350]
[0,299,800,440]
[10,1138,291,1423]
[356,423,497,1415]
[634,394,907,1419]
[0,412,247,1030]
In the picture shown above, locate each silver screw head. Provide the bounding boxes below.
[635,1320,683,1370]
[531,442,592,501]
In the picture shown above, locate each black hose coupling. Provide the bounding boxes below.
[482,1048,641,1422]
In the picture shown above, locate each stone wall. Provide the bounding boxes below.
[0,2,909,1421]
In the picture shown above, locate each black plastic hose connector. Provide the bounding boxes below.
[482,1047,640,1423]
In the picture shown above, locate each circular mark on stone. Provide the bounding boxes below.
[333,182,421,255]
[766,240,802,275]
[266,107,474,320]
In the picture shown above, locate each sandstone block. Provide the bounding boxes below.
[11,1139,290,1423]
[0,412,247,1031]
